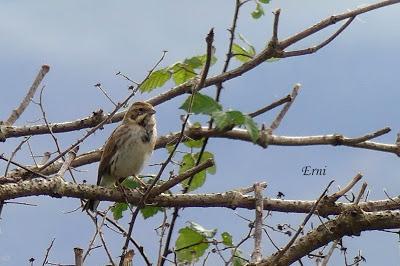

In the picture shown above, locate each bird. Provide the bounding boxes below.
[83,101,157,212]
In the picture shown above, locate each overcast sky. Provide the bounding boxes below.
[1,1,400,265]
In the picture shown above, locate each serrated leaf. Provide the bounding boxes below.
[175,227,209,263]
[232,43,253,63]
[212,110,246,130]
[221,232,233,247]
[244,115,259,143]
[140,68,171,92]
[184,138,204,148]
[251,3,265,19]
[180,93,222,115]
[111,202,128,220]
[171,63,197,85]
[194,151,216,174]
[141,206,162,219]
[259,0,270,4]
[184,54,217,70]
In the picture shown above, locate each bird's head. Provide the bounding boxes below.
[123,101,156,127]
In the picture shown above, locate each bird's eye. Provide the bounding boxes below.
[138,108,144,112]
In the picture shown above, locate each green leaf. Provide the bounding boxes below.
[184,138,204,148]
[232,43,253,63]
[188,221,217,238]
[233,250,247,266]
[221,232,233,247]
[181,170,206,192]
[251,3,265,19]
[175,224,213,263]
[244,115,259,143]
[212,110,246,129]
[111,202,128,220]
[141,206,162,219]
[121,176,139,189]
[212,110,259,142]
[179,154,196,174]
[170,63,197,85]
[259,0,270,4]
[140,68,171,92]
[184,54,217,70]
[194,151,216,174]
[238,34,256,57]
[180,92,222,115]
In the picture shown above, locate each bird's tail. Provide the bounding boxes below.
[82,199,100,212]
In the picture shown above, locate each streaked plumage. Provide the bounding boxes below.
[83,101,157,211]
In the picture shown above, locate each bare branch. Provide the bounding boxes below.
[248,94,292,118]
[255,210,400,266]
[271,9,281,43]
[329,173,363,201]
[251,183,265,263]
[281,17,355,58]
[271,181,334,264]
[42,238,55,266]
[269,84,300,132]
[5,65,50,125]
[354,182,368,205]
[278,0,400,49]
[150,158,214,196]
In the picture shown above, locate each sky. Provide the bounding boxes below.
[1,1,400,265]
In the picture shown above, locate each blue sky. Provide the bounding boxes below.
[1,1,400,265]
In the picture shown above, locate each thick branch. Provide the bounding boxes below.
[1,127,396,182]
[255,209,400,266]
[2,180,400,216]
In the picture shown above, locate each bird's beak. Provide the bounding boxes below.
[148,109,156,115]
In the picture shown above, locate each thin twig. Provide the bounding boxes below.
[320,239,339,266]
[269,84,301,132]
[96,212,152,265]
[271,9,281,43]
[4,137,30,176]
[6,65,50,125]
[281,17,355,58]
[94,83,118,107]
[273,180,335,263]
[0,154,48,179]
[248,94,292,118]
[150,158,214,196]
[354,183,368,205]
[57,147,78,178]
[42,238,55,266]
[329,173,363,201]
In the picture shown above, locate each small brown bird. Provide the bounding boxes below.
[83,101,157,211]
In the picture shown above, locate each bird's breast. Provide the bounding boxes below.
[110,127,154,178]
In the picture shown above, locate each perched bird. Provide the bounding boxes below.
[83,101,157,211]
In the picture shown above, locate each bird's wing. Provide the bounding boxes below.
[97,124,130,185]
